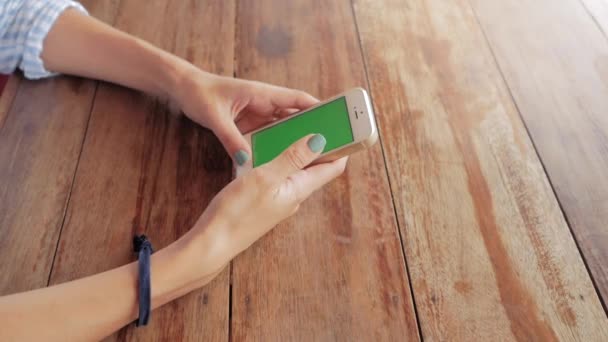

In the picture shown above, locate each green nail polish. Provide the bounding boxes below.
[307,134,326,153]
[234,150,249,166]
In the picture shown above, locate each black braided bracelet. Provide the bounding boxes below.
[133,235,153,327]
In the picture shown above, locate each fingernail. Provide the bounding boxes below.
[307,134,326,153]
[234,150,249,166]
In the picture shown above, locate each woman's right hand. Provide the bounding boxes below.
[0,134,346,342]
[178,134,348,282]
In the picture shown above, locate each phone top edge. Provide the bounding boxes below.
[243,88,369,138]
[345,87,377,143]
[361,87,378,144]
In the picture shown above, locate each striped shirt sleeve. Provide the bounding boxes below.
[0,0,88,79]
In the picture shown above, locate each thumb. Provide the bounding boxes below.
[214,120,251,166]
[261,134,327,180]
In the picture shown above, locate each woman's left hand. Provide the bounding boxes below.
[172,68,318,166]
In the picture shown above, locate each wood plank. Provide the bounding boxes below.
[0,76,95,294]
[0,75,21,130]
[0,1,118,295]
[354,0,608,340]
[469,0,608,307]
[48,1,235,341]
[81,0,122,24]
[582,0,608,36]
[231,1,420,340]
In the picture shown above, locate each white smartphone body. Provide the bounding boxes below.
[235,87,378,175]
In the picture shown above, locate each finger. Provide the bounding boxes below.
[288,157,348,202]
[236,108,301,134]
[265,85,319,110]
[213,120,251,166]
[235,115,273,134]
[261,133,327,181]
[274,108,300,118]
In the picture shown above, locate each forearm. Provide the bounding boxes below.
[41,9,194,99]
[0,240,216,341]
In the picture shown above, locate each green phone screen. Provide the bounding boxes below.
[252,97,354,167]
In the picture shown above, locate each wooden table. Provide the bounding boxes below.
[1,0,607,340]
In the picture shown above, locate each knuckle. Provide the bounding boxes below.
[292,187,310,206]
[286,147,308,170]
[251,169,274,188]
[293,191,306,204]
[291,203,300,215]
[280,179,304,209]
[296,90,313,103]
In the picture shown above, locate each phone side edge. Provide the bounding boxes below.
[361,88,378,147]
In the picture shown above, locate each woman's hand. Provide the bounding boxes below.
[177,134,348,281]
[45,9,318,167]
[172,68,318,166]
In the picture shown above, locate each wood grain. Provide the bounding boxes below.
[47,1,235,341]
[581,0,608,36]
[0,76,95,294]
[0,75,21,130]
[81,0,122,24]
[231,1,420,340]
[354,0,608,340]
[469,0,608,307]
[0,0,120,297]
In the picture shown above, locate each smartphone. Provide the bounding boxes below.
[235,87,378,175]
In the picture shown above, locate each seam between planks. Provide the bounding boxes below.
[349,0,424,340]
[228,1,239,341]
[46,1,125,287]
[466,0,608,315]
[232,0,239,80]
[228,280,233,342]
[577,0,608,41]
[46,81,100,286]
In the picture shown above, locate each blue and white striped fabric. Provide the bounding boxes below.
[1,0,87,79]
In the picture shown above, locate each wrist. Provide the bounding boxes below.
[147,211,229,309]
[148,238,219,311]
[169,62,221,106]
[147,242,192,309]
[181,213,230,275]
[128,36,194,99]
[161,56,195,101]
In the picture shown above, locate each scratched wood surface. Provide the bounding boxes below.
[46,1,235,341]
[230,0,420,340]
[354,0,608,340]
[469,0,608,307]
